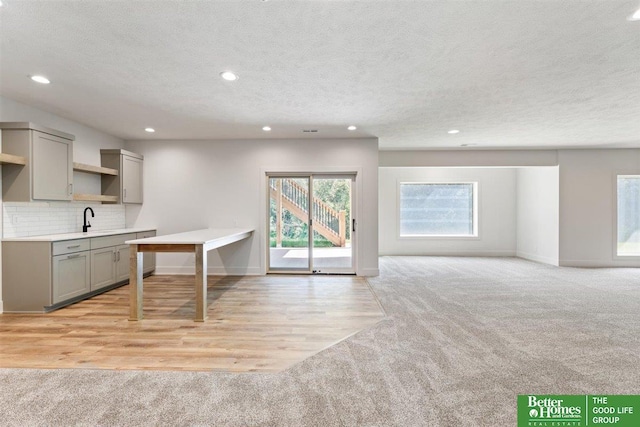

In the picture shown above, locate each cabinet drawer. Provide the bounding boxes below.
[136,230,156,239]
[91,233,136,250]
[52,239,90,256]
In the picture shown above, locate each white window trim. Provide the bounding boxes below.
[613,172,640,260]
[397,181,480,240]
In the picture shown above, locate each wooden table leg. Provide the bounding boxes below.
[194,245,208,322]
[129,244,144,321]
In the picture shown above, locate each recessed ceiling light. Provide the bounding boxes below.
[220,71,238,81]
[347,125,357,131]
[628,8,640,21]
[30,75,50,84]
[262,126,271,131]
[144,128,155,133]
[448,129,460,134]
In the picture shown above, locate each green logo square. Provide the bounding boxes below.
[518,395,640,427]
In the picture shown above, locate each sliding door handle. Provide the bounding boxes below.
[352,219,356,232]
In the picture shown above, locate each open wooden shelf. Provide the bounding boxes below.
[0,153,27,166]
[73,193,118,202]
[73,162,118,176]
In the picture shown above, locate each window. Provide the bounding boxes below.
[399,183,477,237]
[617,175,640,256]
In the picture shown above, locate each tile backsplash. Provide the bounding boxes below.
[2,202,125,238]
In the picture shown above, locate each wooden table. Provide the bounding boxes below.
[126,228,254,321]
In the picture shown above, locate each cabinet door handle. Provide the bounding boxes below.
[69,183,73,195]
[123,188,127,200]
[67,244,81,249]
[117,252,120,262]
[113,252,117,262]
[67,254,80,259]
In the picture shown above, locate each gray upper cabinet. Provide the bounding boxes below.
[122,155,143,203]
[101,149,143,204]
[0,122,74,202]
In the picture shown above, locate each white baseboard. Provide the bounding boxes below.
[378,250,516,257]
[559,259,640,268]
[209,266,262,276]
[360,268,380,277]
[154,266,262,276]
[516,251,559,266]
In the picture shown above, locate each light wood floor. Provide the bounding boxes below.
[0,275,385,372]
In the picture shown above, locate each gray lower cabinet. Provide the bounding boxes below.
[2,229,156,313]
[52,251,91,304]
[91,243,131,291]
[90,234,138,291]
[116,244,130,282]
[91,247,117,291]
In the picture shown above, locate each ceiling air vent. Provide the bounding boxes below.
[303,129,318,133]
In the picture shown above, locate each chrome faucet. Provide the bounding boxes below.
[83,207,95,233]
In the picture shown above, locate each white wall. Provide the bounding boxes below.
[516,167,559,266]
[379,167,517,256]
[382,148,640,267]
[124,138,379,276]
[558,149,640,267]
[380,149,558,167]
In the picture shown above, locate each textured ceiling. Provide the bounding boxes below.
[0,0,639,149]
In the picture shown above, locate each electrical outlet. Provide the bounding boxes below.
[11,215,19,225]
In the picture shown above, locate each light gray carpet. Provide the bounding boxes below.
[1,257,639,426]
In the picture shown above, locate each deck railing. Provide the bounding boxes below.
[270,178,346,247]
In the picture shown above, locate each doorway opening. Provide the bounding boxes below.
[267,174,355,274]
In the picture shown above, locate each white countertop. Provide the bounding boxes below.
[2,227,157,242]
[126,228,254,245]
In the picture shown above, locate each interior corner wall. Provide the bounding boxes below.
[123,138,379,276]
[0,129,3,313]
[379,167,517,256]
[516,167,559,266]
[558,149,640,267]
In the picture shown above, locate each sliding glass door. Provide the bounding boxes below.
[311,175,354,273]
[267,174,355,274]
[268,176,311,271]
